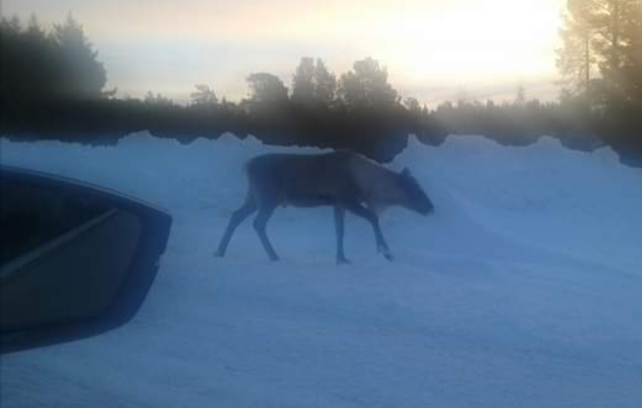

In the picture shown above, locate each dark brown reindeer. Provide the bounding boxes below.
[215,151,434,263]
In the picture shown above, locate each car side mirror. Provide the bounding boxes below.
[1,165,172,353]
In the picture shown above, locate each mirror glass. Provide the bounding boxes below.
[1,178,143,332]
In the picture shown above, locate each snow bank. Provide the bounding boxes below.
[1,133,641,408]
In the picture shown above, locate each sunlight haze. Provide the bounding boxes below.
[3,0,564,104]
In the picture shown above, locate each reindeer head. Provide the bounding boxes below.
[397,168,434,215]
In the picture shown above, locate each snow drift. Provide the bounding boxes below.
[1,133,641,408]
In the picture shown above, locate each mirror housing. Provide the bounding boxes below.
[1,165,172,353]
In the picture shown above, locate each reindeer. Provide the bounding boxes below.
[215,151,434,263]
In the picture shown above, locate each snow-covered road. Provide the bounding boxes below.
[2,133,641,408]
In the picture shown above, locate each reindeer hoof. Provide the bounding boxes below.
[377,245,394,261]
[336,257,351,265]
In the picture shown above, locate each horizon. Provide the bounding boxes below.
[3,0,565,106]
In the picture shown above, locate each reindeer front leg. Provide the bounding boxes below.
[342,199,393,261]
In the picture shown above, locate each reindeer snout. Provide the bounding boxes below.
[422,203,435,215]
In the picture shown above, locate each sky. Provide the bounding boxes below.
[2,0,565,105]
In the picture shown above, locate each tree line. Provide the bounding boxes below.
[1,8,640,164]
[556,0,642,162]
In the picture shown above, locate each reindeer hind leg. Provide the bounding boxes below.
[334,205,350,264]
[253,203,280,261]
[215,193,257,257]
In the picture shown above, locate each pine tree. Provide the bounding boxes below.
[291,57,315,105]
[52,14,109,99]
[557,0,597,97]
[515,85,527,106]
[291,57,336,108]
[557,0,642,106]
[247,72,288,104]
[591,0,642,106]
[191,84,218,106]
[338,57,398,109]
[313,58,337,108]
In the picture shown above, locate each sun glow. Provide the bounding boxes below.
[376,0,563,84]
[2,0,565,102]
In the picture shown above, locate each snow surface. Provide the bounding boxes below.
[1,133,641,408]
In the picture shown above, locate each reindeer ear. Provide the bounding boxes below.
[398,168,411,186]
